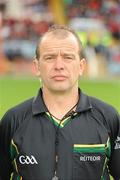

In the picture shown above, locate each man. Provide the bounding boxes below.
[0,25,120,180]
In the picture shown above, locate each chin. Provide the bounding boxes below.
[50,86,71,93]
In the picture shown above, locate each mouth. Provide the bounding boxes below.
[51,75,68,81]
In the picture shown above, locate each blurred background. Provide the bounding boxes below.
[0,0,120,117]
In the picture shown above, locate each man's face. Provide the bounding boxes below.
[34,33,85,93]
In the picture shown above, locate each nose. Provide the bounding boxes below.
[54,55,64,70]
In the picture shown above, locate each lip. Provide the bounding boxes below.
[51,75,67,81]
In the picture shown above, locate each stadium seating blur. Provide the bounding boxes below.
[0,0,120,77]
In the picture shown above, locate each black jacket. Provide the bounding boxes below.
[0,89,120,180]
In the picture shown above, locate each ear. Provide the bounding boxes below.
[33,58,41,77]
[79,58,86,76]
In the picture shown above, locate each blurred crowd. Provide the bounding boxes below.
[0,0,120,76]
[67,0,120,33]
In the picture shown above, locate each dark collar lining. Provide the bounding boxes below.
[32,88,92,115]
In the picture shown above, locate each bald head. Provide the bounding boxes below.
[35,25,84,60]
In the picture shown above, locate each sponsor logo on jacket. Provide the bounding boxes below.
[80,155,101,162]
[19,155,38,164]
[115,136,120,149]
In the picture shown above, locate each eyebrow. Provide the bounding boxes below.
[62,53,75,56]
[41,48,79,60]
[43,52,76,56]
[42,53,58,57]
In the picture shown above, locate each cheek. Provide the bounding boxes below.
[71,64,81,76]
[39,65,51,78]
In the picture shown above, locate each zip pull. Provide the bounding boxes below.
[52,170,58,180]
[52,175,58,180]
[52,155,58,180]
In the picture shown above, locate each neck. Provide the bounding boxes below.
[42,87,79,119]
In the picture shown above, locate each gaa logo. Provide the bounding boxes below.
[19,155,38,164]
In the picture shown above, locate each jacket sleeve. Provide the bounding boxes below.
[108,112,120,180]
[0,111,14,180]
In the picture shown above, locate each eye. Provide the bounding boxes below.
[43,56,55,62]
[45,57,52,60]
[67,56,73,59]
[64,55,75,61]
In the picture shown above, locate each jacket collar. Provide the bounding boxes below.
[32,88,92,115]
[32,89,48,115]
[76,89,92,112]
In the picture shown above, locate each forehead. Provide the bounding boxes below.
[39,32,80,54]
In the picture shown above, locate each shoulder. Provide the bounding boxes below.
[88,95,120,138]
[0,97,34,137]
[89,96,118,116]
[2,97,34,119]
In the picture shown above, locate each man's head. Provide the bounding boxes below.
[34,24,86,94]
[35,24,84,60]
